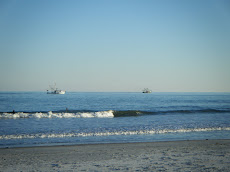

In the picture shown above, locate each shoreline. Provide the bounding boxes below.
[1,139,230,171]
[0,138,229,149]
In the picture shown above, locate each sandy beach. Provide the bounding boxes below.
[0,139,230,171]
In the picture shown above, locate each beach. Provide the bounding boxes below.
[0,139,230,171]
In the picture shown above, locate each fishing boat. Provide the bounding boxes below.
[142,88,152,93]
[47,83,65,94]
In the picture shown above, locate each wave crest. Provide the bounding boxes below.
[0,110,114,119]
[1,127,230,140]
[1,108,229,119]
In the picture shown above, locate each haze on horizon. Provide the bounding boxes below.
[0,0,230,92]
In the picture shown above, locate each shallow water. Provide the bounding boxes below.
[0,92,230,147]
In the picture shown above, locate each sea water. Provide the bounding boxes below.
[0,92,230,148]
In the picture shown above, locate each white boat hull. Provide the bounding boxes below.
[47,83,65,94]
[47,90,66,94]
[58,91,65,94]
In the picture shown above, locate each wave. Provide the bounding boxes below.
[0,110,114,119]
[156,109,230,114]
[0,109,229,119]
[1,127,230,140]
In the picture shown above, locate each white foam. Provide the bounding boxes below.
[0,110,114,119]
[0,112,30,119]
[1,127,230,140]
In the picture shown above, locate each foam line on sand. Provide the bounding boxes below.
[0,140,230,171]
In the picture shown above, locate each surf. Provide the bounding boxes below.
[0,110,114,119]
[1,127,230,140]
[1,108,229,119]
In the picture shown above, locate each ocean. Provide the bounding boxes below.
[0,92,230,148]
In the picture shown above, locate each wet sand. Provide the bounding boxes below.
[0,140,230,171]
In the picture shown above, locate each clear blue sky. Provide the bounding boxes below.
[0,0,230,92]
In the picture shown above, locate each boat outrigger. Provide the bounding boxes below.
[47,83,65,94]
[142,88,152,93]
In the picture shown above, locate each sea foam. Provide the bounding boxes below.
[1,127,230,140]
[0,110,114,119]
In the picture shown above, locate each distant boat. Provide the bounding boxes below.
[142,88,152,93]
[47,83,65,94]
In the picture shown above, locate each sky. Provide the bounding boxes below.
[0,0,230,92]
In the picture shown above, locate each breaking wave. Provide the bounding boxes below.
[1,127,230,140]
[0,108,229,119]
[0,110,114,119]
